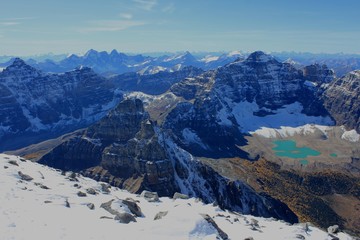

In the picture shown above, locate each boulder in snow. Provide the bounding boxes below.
[122,199,143,217]
[328,225,340,234]
[140,190,159,202]
[114,212,136,224]
[18,171,33,181]
[173,192,189,200]
[154,211,168,220]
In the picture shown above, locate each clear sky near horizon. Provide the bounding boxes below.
[0,0,359,55]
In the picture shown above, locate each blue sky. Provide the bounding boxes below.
[0,0,359,55]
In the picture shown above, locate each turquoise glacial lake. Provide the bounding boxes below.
[272,140,321,159]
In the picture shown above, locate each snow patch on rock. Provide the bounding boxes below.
[181,128,208,149]
[218,100,334,133]
[341,128,360,142]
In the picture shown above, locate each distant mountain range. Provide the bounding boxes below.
[0,49,244,76]
[1,50,360,77]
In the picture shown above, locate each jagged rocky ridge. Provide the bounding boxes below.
[0,58,122,151]
[39,98,298,223]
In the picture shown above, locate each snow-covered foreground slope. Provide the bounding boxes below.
[0,154,354,240]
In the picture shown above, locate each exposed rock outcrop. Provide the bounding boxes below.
[40,99,176,196]
[323,70,360,132]
[303,63,335,84]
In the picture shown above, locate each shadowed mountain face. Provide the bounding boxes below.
[0,58,121,151]
[39,99,175,195]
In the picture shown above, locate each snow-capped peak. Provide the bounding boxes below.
[200,55,220,63]
[284,58,297,65]
[2,57,42,77]
[164,51,196,62]
[245,51,276,63]
[227,50,242,57]
[84,49,99,58]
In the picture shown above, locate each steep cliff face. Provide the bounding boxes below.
[159,132,298,223]
[303,63,335,84]
[40,99,176,196]
[323,70,360,132]
[0,58,121,151]
[39,98,298,223]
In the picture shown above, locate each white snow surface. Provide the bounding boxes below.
[125,91,178,107]
[341,127,360,142]
[217,100,334,133]
[181,128,208,149]
[251,124,359,142]
[304,80,318,88]
[200,55,220,63]
[0,154,354,240]
[251,124,331,138]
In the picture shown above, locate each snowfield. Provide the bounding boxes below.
[217,100,334,133]
[251,124,360,142]
[0,154,354,240]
